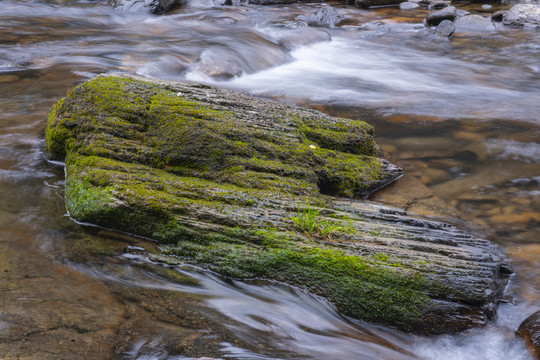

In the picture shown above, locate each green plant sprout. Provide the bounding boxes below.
[291,202,356,240]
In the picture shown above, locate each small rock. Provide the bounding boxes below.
[517,310,540,359]
[306,5,341,28]
[428,0,448,10]
[481,4,492,9]
[492,11,506,22]
[427,6,457,26]
[503,4,540,28]
[434,19,455,38]
[454,15,496,32]
[400,1,420,10]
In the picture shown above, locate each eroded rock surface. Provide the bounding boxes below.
[44,74,510,334]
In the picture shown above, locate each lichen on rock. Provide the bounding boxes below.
[45,74,510,334]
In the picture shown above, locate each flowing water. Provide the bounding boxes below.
[0,0,539,358]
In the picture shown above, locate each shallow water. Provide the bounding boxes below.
[0,0,539,358]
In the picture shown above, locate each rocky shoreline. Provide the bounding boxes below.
[44,73,512,334]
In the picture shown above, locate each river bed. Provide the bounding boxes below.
[0,0,539,358]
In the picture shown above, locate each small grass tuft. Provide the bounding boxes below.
[291,202,356,240]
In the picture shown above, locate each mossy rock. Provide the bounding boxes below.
[45,74,509,334]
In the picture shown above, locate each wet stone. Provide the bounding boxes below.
[454,15,496,33]
[434,19,455,38]
[306,5,341,28]
[282,15,308,29]
[492,10,506,22]
[427,6,457,26]
[517,310,540,359]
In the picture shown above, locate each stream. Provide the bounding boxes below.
[0,0,539,358]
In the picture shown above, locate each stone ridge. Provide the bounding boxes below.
[44,74,510,334]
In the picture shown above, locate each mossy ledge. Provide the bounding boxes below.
[45,74,510,334]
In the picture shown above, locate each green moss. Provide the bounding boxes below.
[158,229,427,330]
[43,75,422,331]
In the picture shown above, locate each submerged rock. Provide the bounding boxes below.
[503,4,540,28]
[517,310,540,359]
[45,74,511,334]
[276,28,332,51]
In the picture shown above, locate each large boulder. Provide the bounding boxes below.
[503,4,540,28]
[517,310,540,359]
[45,74,511,334]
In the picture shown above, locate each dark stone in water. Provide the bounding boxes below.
[492,10,506,22]
[306,5,342,28]
[434,19,455,38]
[517,310,540,359]
[44,74,511,335]
[426,6,457,26]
